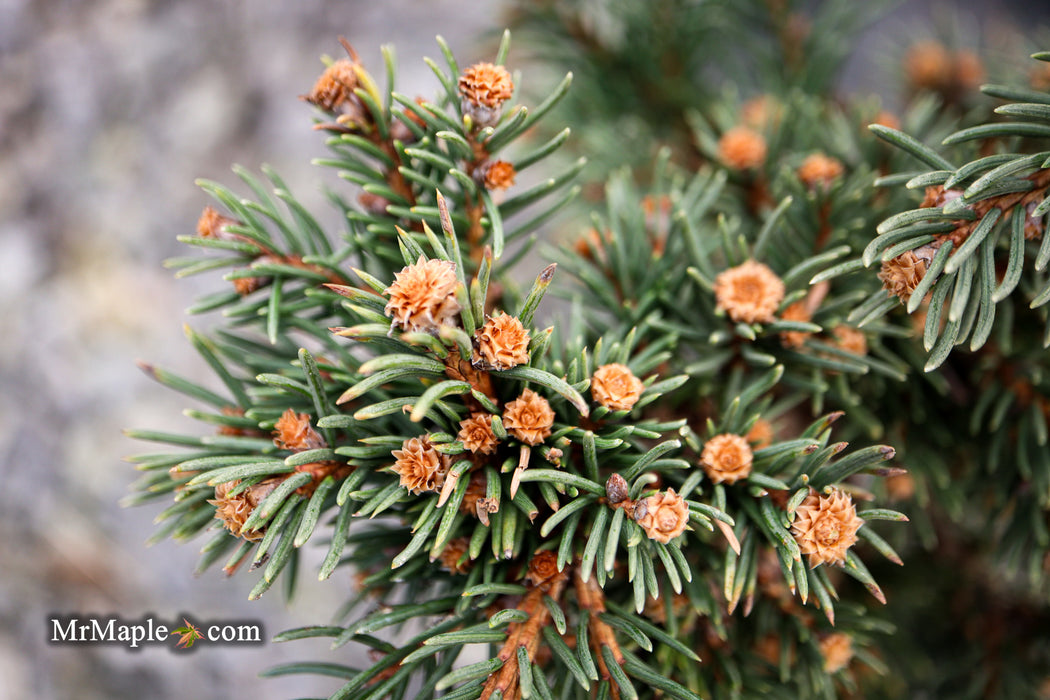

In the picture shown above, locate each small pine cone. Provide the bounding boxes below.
[885,472,915,501]
[209,478,281,541]
[878,249,927,302]
[905,41,951,90]
[1031,62,1050,91]
[797,153,844,189]
[217,406,250,437]
[778,301,813,349]
[502,388,555,446]
[833,325,867,356]
[303,59,359,112]
[700,433,754,485]
[591,363,644,411]
[635,488,689,544]
[953,50,984,90]
[197,206,238,240]
[642,592,691,625]
[718,127,767,170]
[872,110,900,131]
[481,160,516,191]
[920,185,964,209]
[574,228,612,261]
[438,538,472,574]
[232,274,266,296]
[741,95,781,129]
[819,633,854,673]
[384,256,461,332]
[790,487,864,567]
[474,313,530,370]
[458,62,514,127]
[714,260,785,324]
[754,634,784,666]
[358,191,390,216]
[460,472,488,516]
[746,418,774,449]
[525,550,563,590]
[391,436,448,495]
[457,413,499,455]
[273,408,326,451]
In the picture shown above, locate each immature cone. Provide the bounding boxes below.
[209,478,281,542]
[872,110,900,131]
[878,249,927,302]
[953,50,985,89]
[741,95,782,129]
[384,256,461,332]
[591,363,644,411]
[273,408,326,451]
[636,488,689,544]
[438,537,472,574]
[905,41,951,90]
[474,313,530,370]
[1031,62,1050,91]
[643,593,691,626]
[390,436,448,494]
[197,206,238,240]
[791,488,864,567]
[778,301,812,349]
[746,419,774,449]
[525,550,563,590]
[481,160,516,191]
[303,59,359,112]
[502,388,555,446]
[458,62,514,127]
[754,634,784,666]
[714,260,785,324]
[797,153,844,189]
[819,633,854,673]
[457,413,499,455]
[885,472,916,501]
[833,325,867,356]
[232,275,266,296]
[460,472,489,516]
[700,433,753,484]
[718,126,767,170]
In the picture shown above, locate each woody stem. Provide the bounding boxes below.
[480,573,568,700]
[573,569,625,697]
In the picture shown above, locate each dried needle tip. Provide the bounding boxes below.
[324,283,357,298]
[436,190,455,237]
[337,36,360,62]
[539,263,557,283]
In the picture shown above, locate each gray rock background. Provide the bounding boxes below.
[0,2,503,699]
[0,1,1041,699]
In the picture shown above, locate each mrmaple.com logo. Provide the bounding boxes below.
[48,615,264,651]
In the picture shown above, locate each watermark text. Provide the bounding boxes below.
[47,615,264,651]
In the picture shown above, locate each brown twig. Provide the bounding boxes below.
[939,168,1050,247]
[225,230,352,286]
[480,566,569,700]
[444,354,497,403]
[573,569,624,698]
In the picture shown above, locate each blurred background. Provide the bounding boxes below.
[0,1,1043,699]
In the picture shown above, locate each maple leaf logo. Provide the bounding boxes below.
[171,619,203,649]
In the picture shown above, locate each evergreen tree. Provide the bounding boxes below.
[128,2,1050,697]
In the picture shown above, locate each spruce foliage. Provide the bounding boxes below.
[129,3,1050,697]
